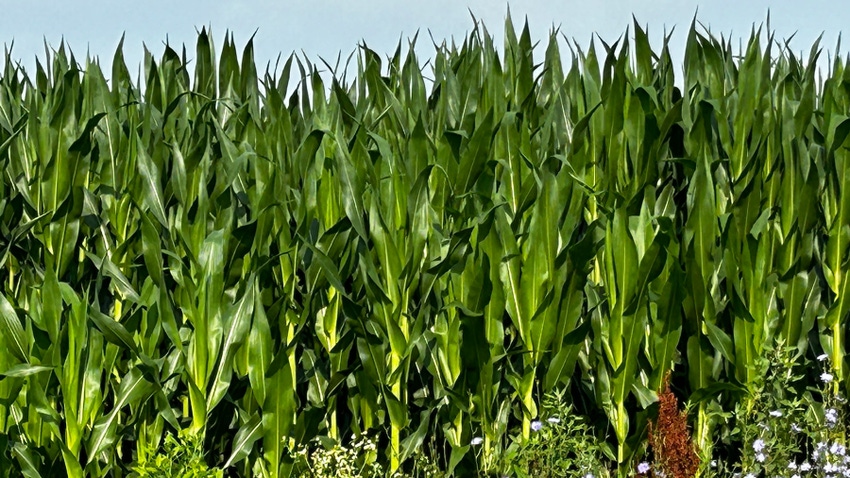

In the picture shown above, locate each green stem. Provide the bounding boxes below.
[390,356,401,472]
[833,322,842,397]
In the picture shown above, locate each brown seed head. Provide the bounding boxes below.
[644,373,700,478]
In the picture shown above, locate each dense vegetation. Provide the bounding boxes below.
[0,13,847,477]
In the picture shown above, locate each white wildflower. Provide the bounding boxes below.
[826,408,839,427]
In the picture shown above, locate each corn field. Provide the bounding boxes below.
[0,13,847,477]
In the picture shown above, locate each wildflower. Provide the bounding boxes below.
[822,372,834,383]
[788,460,798,469]
[710,460,717,468]
[791,423,802,433]
[769,410,782,417]
[753,438,766,452]
[637,462,650,474]
[547,416,560,424]
[826,408,839,427]
[819,353,830,361]
[744,473,756,478]
[470,436,483,446]
[531,420,543,431]
[801,461,812,471]
[756,452,766,463]
[582,474,594,478]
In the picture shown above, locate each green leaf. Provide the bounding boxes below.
[0,364,54,378]
[12,443,41,478]
[247,295,272,407]
[87,368,155,464]
[455,109,495,193]
[140,212,164,287]
[88,307,139,355]
[223,412,262,469]
[704,320,735,364]
[263,361,296,478]
[84,251,142,305]
[208,277,256,411]
[0,293,28,363]
[134,142,169,228]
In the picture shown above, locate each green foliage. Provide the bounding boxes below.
[506,389,612,478]
[285,434,445,478]
[130,431,223,478]
[287,434,384,478]
[701,343,850,478]
[710,341,809,476]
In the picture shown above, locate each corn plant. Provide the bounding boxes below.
[0,13,848,478]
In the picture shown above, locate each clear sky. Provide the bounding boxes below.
[1,1,846,85]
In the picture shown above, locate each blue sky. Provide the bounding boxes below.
[1,1,846,84]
